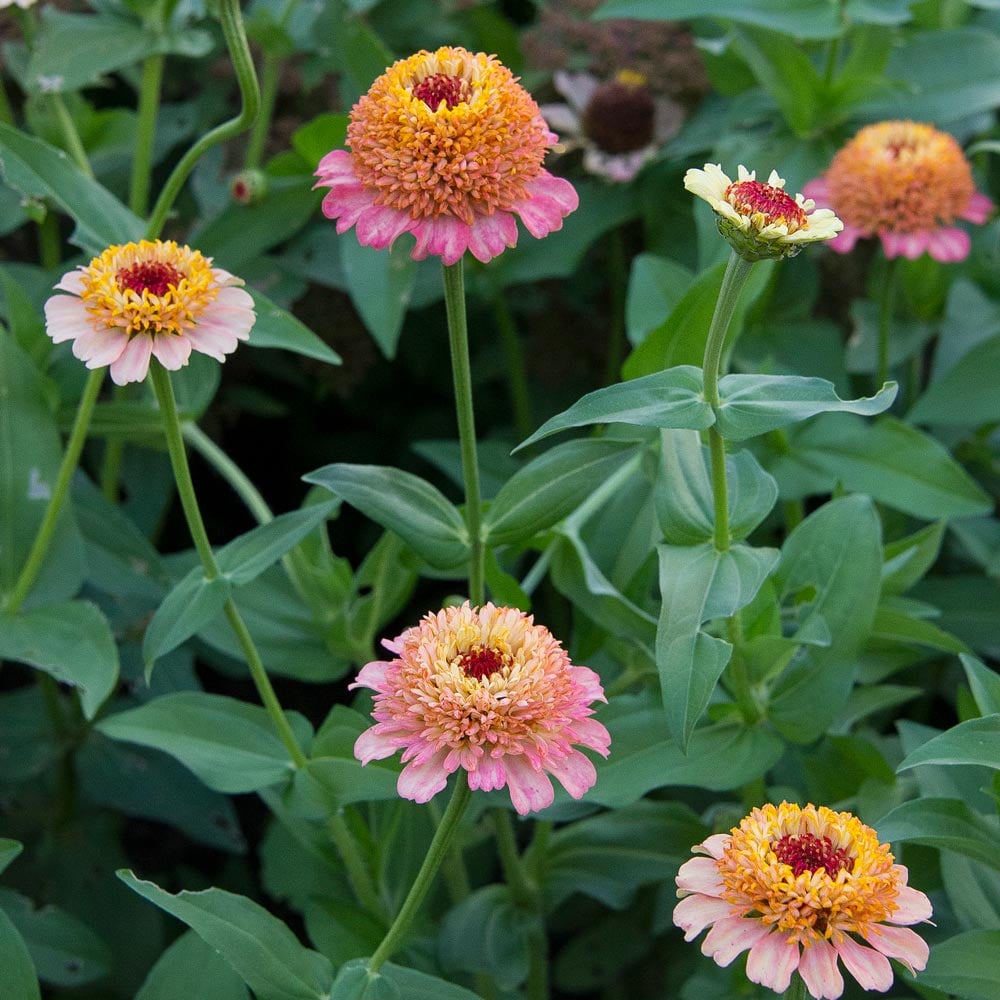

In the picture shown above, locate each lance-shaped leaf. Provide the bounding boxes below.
[0,907,40,1000]
[515,366,712,451]
[303,464,469,568]
[246,290,342,366]
[897,715,1000,772]
[918,930,1000,1000]
[875,798,1000,871]
[715,374,897,440]
[656,542,779,749]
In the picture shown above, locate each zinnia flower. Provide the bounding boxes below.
[539,69,683,183]
[684,164,843,261]
[44,239,255,386]
[351,602,610,815]
[674,802,932,999]
[804,120,993,262]
[314,46,579,266]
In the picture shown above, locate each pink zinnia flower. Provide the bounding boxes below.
[351,602,610,815]
[44,239,255,386]
[674,803,932,999]
[314,46,579,266]
[803,120,993,262]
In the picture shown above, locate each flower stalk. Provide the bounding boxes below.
[149,362,307,770]
[876,256,899,389]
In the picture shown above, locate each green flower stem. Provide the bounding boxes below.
[145,0,259,240]
[149,363,307,770]
[368,773,472,973]
[51,93,93,178]
[5,368,104,615]
[876,256,899,390]
[443,259,484,606]
[245,49,280,170]
[724,614,759,724]
[129,54,165,216]
[491,285,533,442]
[603,226,628,386]
[494,809,548,1000]
[37,212,61,271]
[781,973,808,1000]
[99,385,128,502]
[326,812,387,922]
[702,251,756,552]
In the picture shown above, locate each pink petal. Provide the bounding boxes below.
[109,333,153,385]
[467,754,506,793]
[466,212,519,263]
[864,924,929,974]
[503,755,555,816]
[701,916,771,966]
[672,894,733,942]
[746,933,799,993]
[44,294,93,343]
[54,270,86,294]
[151,333,193,371]
[355,203,414,251]
[694,833,732,860]
[184,324,240,362]
[349,660,395,692]
[71,326,129,367]
[411,215,472,266]
[963,191,994,224]
[676,857,725,897]
[212,285,255,311]
[798,938,844,1000]
[833,934,893,992]
[321,184,376,232]
[927,226,970,263]
[314,148,355,181]
[880,230,929,260]
[353,726,399,764]
[801,177,830,204]
[889,884,933,925]
[567,717,611,756]
[397,748,452,803]
[827,225,864,254]
[514,173,579,238]
[569,665,607,703]
[544,749,597,800]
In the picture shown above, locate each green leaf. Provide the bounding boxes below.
[438,886,532,990]
[0,122,142,252]
[0,330,86,606]
[97,693,312,794]
[770,414,992,520]
[0,601,118,719]
[0,889,111,988]
[655,429,777,544]
[871,605,967,653]
[143,574,232,670]
[484,438,640,545]
[303,464,469,569]
[881,521,945,596]
[897,715,1000,772]
[247,289,342,366]
[136,931,250,1000]
[961,654,1000,717]
[338,238,415,360]
[875,798,1000,871]
[291,113,348,168]
[625,253,693,347]
[768,495,883,742]
[715,374,897,441]
[515,366,712,451]
[0,268,48,366]
[592,0,841,38]
[118,872,334,1000]
[656,542,778,748]
[919,930,1000,1000]
[0,840,22,877]
[0,908,40,1000]
[909,332,1000,427]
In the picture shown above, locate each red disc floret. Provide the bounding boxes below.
[773,833,853,877]
[413,73,471,110]
[117,261,183,297]
[459,646,507,680]
[726,179,808,230]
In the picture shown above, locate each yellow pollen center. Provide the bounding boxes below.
[78,240,219,338]
[726,179,808,233]
[825,120,975,234]
[346,46,552,225]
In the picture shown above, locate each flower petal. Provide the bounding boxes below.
[672,894,733,942]
[397,749,452,803]
[676,857,725,897]
[355,203,414,251]
[411,215,471,266]
[544,749,596,800]
[45,294,93,344]
[833,934,893,992]
[889,884,933,925]
[109,333,154,385]
[963,191,994,224]
[746,933,799,993]
[701,916,771,967]
[466,212,519,264]
[467,753,506,793]
[151,333,193,371]
[503,755,555,816]
[926,226,970,263]
[354,725,400,764]
[864,924,929,974]
[71,326,129,367]
[798,938,844,1000]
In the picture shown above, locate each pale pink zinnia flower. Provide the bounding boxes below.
[351,602,610,815]
[674,803,932,999]
[45,240,255,386]
[803,121,993,262]
[314,46,579,266]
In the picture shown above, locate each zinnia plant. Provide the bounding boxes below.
[352,601,611,815]
[674,803,932,999]
[44,239,255,385]
[314,45,578,265]
[804,120,993,262]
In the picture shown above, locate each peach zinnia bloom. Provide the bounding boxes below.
[804,121,993,262]
[351,602,610,815]
[674,803,932,999]
[45,240,255,386]
[314,47,579,266]
[685,164,842,261]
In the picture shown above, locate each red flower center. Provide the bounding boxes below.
[412,73,471,110]
[117,261,183,297]
[726,179,807,230]
[459,646,506,680]
[773,833,853,876]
